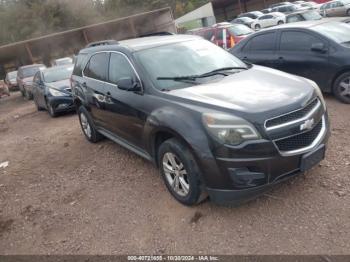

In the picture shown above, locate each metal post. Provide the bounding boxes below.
[238,0,243,14]
[24,43,34,64]
[82,30,89,44]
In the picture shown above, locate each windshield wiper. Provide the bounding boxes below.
[157,67,248,82]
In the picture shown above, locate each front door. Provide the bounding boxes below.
[103,52,147,149]
[276,30,330,90]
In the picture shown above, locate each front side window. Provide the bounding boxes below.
[287,14,304,23]
[135,39,247,91]
[108,53,136,85]
[84,53,109,81]
[280,31,323,51]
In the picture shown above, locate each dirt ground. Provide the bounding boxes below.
[0,92,349,255]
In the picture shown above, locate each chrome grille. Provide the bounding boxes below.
[265,99,319,129]
[275,118,323,152]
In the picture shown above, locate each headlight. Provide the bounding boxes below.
[305,78,326,110]
[202,113,261,146]
[49,88,66,97]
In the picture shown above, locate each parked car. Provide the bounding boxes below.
[0,80,10,98]
[286,10,323,22]
[261,8,272,13]
[269,1,293,9]
[52,57,73,66]
[238,11,264,19]
[230,20,350,103]
[187,23,253,49]
[231,17,255,28]
[252,12,286,30]
[17,64,46,99]
[319,0,350,16]
[71,35,330,205]
[5,70,18,91]
[32,65,74,117]
[298,1,321,10]
[272,4,300,14]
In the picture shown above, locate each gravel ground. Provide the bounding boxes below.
[0,92,349,255]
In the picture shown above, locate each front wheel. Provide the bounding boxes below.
[24,89,33,100]
[277,20,284,25]
[333,72,350,104]
[47,101,57,117]
[158,138,206,206]
[254,24,261,30]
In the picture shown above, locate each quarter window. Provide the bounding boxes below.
[108,53,136,85]
[84,53,109,81]
[280,31,323,51]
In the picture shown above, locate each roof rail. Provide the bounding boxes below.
[86,40,119,48]
[139,32,175,37]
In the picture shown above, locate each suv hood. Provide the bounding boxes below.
[169,65,315,115]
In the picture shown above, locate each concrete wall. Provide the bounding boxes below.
[176,2,216,27]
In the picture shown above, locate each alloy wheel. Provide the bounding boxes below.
[338,77,350,101]
[162,152,190,197]
[80,113,92,139]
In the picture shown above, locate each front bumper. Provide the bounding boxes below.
[201,115,330,205]
[47,96,75,113]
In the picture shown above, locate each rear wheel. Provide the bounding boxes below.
[333,72,350,104]
[78,106,103,143]
[158,138,206,206]
[277,20,284,25]
[255,24,261,30]
[24,89,32,100]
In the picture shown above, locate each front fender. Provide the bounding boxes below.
[143,107,227,188]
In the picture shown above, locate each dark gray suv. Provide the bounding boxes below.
[71,35,330,206]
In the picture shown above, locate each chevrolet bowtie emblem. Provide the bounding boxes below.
[300,118,315,131]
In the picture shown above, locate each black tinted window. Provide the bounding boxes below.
[249,33,275,51]
[280,31,322,51]
[109,53,136,85]
[84,53,109,81]
[73,54,87,77]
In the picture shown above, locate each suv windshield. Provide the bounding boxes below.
[313,22,350,46]
[228,25,253,36]
[135,39,247,91]
[43,66,73,83]
[22,66,43,78]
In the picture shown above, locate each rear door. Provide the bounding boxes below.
[238,31,279,68]
[82,52,110,128]
[275,30,330,89]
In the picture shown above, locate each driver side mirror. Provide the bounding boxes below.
[116,77,141,92]
[311,43,327,53]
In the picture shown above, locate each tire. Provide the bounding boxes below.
[277,20,284,25]
[255,24,261,30]
[333,72,350,104]
[78,106,103,143]
[46,101,57,117]
[158,138,206,206]
[24,89,33,100]
[347,9,350,16]
[34,96,44,111]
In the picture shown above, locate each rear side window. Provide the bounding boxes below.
[108,53,136,85]
[72,54,87,77]
[280,31,322,51]
[83,53,109,81]
[249,32,276,51]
